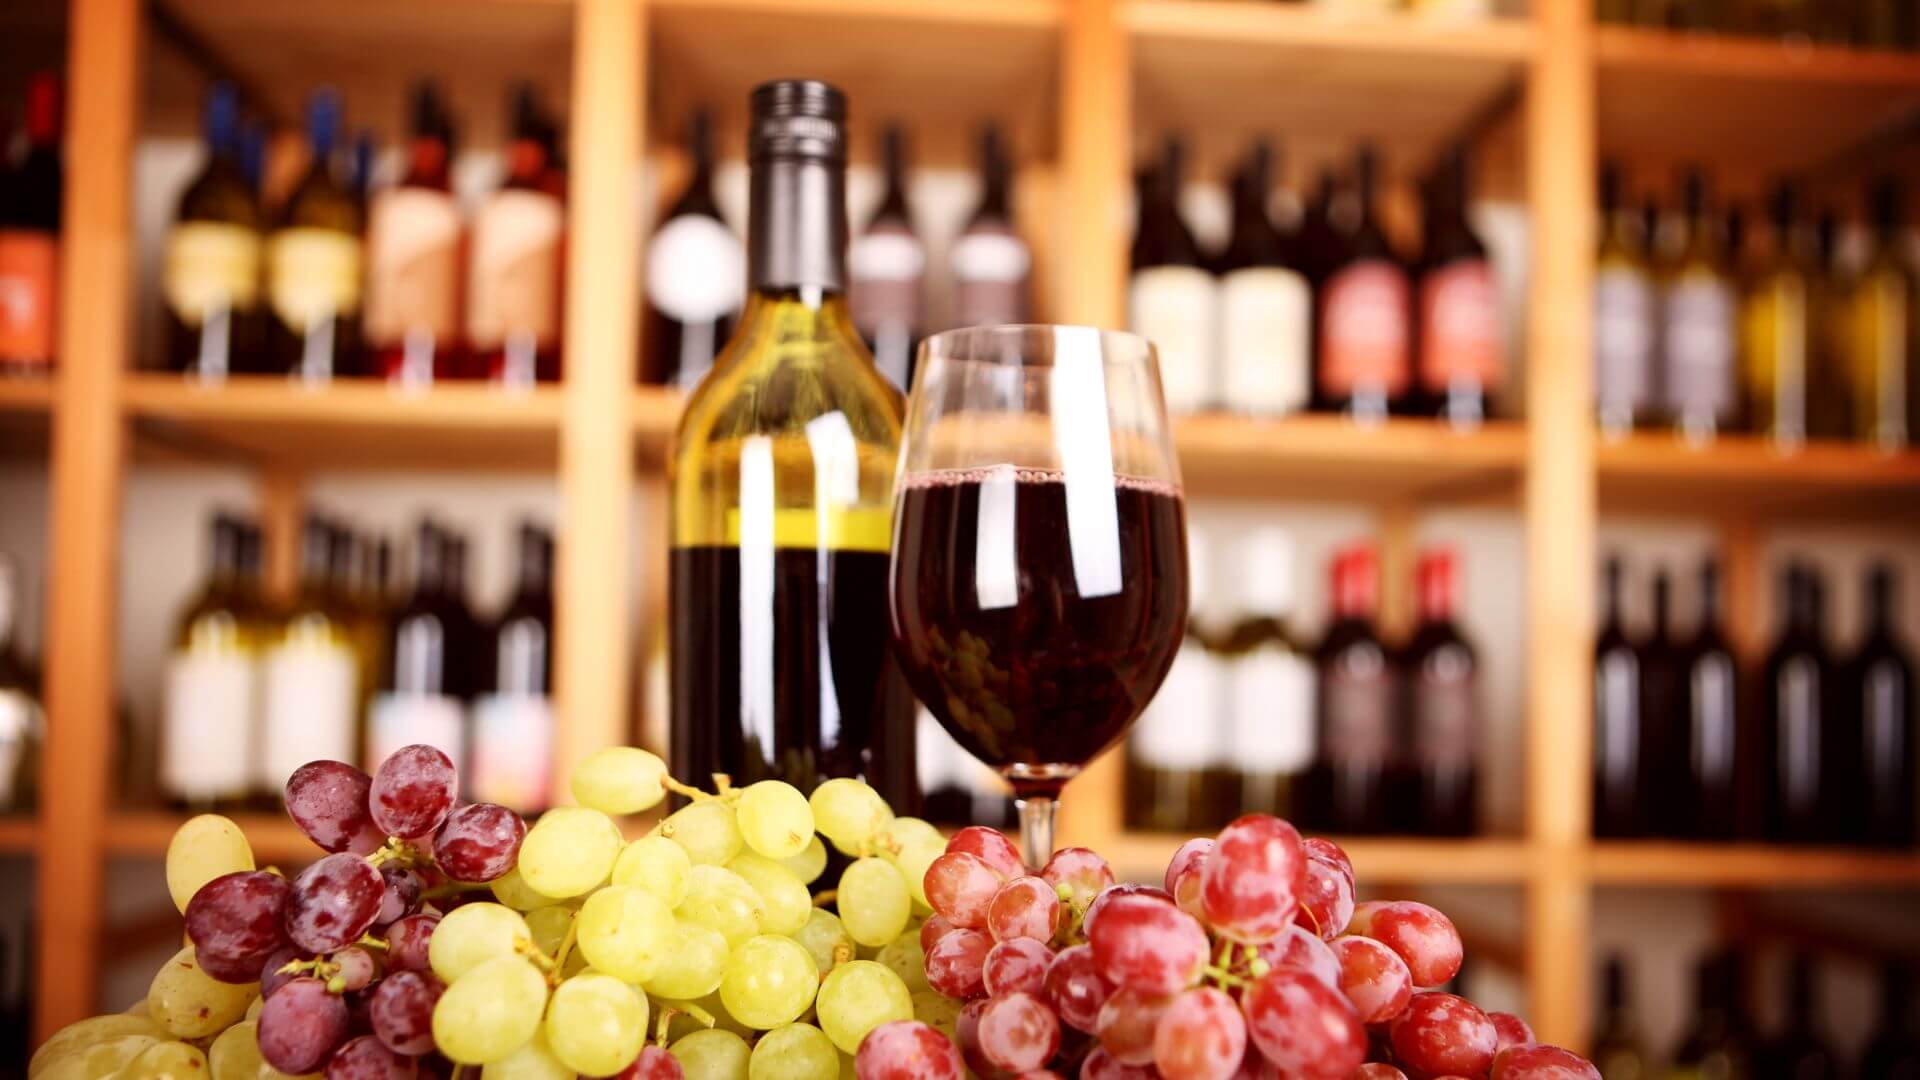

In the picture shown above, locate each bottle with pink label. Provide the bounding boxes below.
[469,521,555,815]
[1414,145,1502,428]
[1314,146,1411,423]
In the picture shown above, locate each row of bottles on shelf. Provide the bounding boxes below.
[1593,951,1920,1080]
[0,72,61,375]
[158,511,556,815]
[1126,529,1482,838]
[1594,166,1919,449]
[0,555,42,815]
[1593,556,1915,847]
[643,114,1032,393]
[1598,0,1916,50]
[1131,137,1505,426]
[1283,0,1500,17]
[163,81,569,386]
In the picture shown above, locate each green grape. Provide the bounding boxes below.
[544,972,648,1076]
[838,1050,856,1080]
[519,807,623,898]
[561,945,591,980]
[877,817,943,856]
[207,1019,306,1080]
[780,836,829,885]
[676,865,763,947]
[32,1034,163,1080]
[836,858,911,947]
[433,955,550,1065]
[642,921,731,1000]
[725,852,812,936]
[613,834,693,907]
[524,905,575,959]
[118,1039,209,1078]
[29,1013,164,1074]
[165,814,254,914]
[718,935,819,1030]
[490,866,563,912]
[577,884,675,983]
[664,799,744,865]
[670,1029,752,1080]
[813,960,912,1054]
[876,932,929,995]
[887,834,944,909]
[430,903,531,983]
[807,779,892,856]
[572,746,669,815]
[736,780,815,859]
[910,992,963,1042]
[244,995,262,1021]
[147,946,256,1038]
[791,909,855,978]
[481,1028,573,1080]
[748,1023,839,1080]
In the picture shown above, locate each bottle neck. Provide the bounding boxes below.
[877,135,910,220]
[1652,575,1671,638]
[517,534,552,595]
[1699,565,1721,627]
[25,76,60,145]
[404,137,451,191]
[1416,560,1455,624]
[749,153,849,294]
[506,137,547,188]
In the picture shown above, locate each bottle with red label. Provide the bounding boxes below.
[469,85,565,387]
[1400,547,1479,836]
[1415,145,1502,428]
[366,82,466,385]
[1315,146,1411,422]
[0,72,60,374]
[1308,543,1399,834]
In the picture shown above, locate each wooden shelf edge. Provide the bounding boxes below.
[648,0,1060,29]
[1123,0,1537,61]
[106,811,314,864]
[0,378,55,411]
[1596,24,1920,87]
[1105,831,1536,884]
[0,815,36,853]
[120,374,566,429]
[1598,433,1920,490]
[1590,842,1920,887]
[1175,414,1528,467]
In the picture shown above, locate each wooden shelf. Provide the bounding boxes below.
[0,815,36,854]
[0,378,54,412]
[1591,842,1920,887]
[1597,432,1920,519]
[105,811,314,864]
[122,374,564,471]
[1172,414,1525,503]
[1104,831,1534,885]
[0,378,54,461]
[634,385,682,468]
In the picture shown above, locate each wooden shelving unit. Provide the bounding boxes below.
[17,0,1920,1050]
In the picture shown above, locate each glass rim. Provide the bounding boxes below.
[919,324,1157,367]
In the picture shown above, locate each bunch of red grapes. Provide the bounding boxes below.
[901,817,1598,1080]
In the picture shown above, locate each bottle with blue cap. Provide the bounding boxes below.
[264,88,364,381]
[163,82,264,379]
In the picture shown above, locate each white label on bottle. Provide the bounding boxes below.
[1661,276,1736,427]
[160,650,256,801]
[267,227,362,330]
[468,693,553,813]
[1132,642,1224,770]
[1131,265,1218,414]
[1593,266,1654,429]
[850,230,927,282]
[647,214,744,324]
[1219,267,1311,417]
[0,689,37,810]
[1230,646,1315,773]
[163,223,261,324]
[366,188,463,343]
[468,189,564,349]
[367,693,465,776]
[260,637,359,788]
[951,231,1031,284]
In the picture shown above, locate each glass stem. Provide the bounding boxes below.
[1015,793,1056,868]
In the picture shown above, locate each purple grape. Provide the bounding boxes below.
[331,946,377,992]
[197,945,272,984]
[369,970,443,1056]
[376,867,424,928]
[431,803,526,883]
[286,852,387,953]
[369,746,457,839]
[185,871,291,981]
[327,1034,419,1079]
[261,945,305,998]
[288,760,387,854]
[259,976,352,1074]
[384,914,438,974]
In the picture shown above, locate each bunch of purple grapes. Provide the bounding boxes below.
[905,817,1599,1080]
[185,745,526,1076]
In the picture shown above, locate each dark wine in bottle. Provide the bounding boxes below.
[1414,145,1501,428]
[1402,548,1479,836]
[164,84,265,379]
[1637,569,1687,837]
[0,72,61,373]
[1594,557,1646,838]
[1762,563,1837,844]
[1860,964,1920,1080]
[1682,559,1750,841]
[848,125,925,394]
[368,523,467,773]
[1315,147,1411,422]
[1591,955,1649,1080]
[1758,955,1839,1080]
[1852,563,1915,848]
[1308,545,1398,835]
[644,110,742,390]
[366,82,464,384]
[1667,954,1752,1080]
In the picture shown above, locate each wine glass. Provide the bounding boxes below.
[887,325,1189,867]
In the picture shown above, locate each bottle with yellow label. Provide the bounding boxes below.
[163,84,264,379]
[668,80,918,811]
[265,89,364,382]
[1846,178,1918,450]
[1741,181,1816,449]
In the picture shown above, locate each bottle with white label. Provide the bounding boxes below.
[1594,163,1656,438]
[1415,145,1502,428]
[259,517,361,799]
[163,84,264,380]
[1130,135,1216,415]
[1125,524,1226,833]
[367,82,464,384]
[1217,140,1311,419]
[951,125,1031,327]
[850,125,926,393]
[1660,168,1738,444]
[158,515,258,809]
[469,522,555,814]
[367,522,468,775]
[265,89,364,381]
[1217,527,1315,822]
[1401,547,1480,836]
[471,85,565,387]
[1315,146,1411,422]
[0,556,42,813]
[643,110,742,390]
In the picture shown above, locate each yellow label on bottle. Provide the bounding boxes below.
[267,227,362,331]
[723,506,892,553]
[163,222,260,324]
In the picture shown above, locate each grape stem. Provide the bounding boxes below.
[552,916,580,977]
[657,999,718,1032]
[355,934,390,952]
[420,880,489,903]
[661,774,714,802]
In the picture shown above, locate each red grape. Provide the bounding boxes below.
[285,852,387,953]
[375,867,424,929]
[1329,936,1414,1024]
[1489,1046,1600,1080]
[368,745,457,839]
[925,852,1003,930]
[1296,855,1356,941]
[856,1019,966,1080]
[612,1045,688,1080]
[325,1034,417,1079]
[331,946,377,992]
[988,876,1062,944]
[921,914,957,954]
[1017,1072,1063,1080]
[185,870,292,979]
[196,944,272,984]
[1040,848,1115,912]
[1228,1046,1279,1080]
[1165,838,1212,920]
[1086,893,1207,996]
[432,803,526,883]
[1083,884,1172,938]
[286,760,386,855]
[259,976,352,1074]
[985,937,1056,998]
[1302,838,1354,882]
[1389,992,1498,1080]
[260,946,303,998]
[1044,944,1113,1033]
[948,826,1025,878]
[1081,1047,1157,1080]
[1489,1013,1533,1052]
[1257,924,1340,992]
[1359,902,1463,988]
[1200,815,1307,944]
[1346,900,1388,936]
[977,992,1061,1072]
[956,999,993,1077]
[925,927,992,1000]
[369,970,441,1056]
[1355,1066,1410,1080]
[1240,967,1366,1080]
[1153,987,1246,1080]
[384,913,437,974]
[1095,987,1173,1066]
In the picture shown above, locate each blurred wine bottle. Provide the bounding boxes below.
[1220,528,1314,824]
[1638,568,1687,836]
[849,124,926,394]
[1310,543,1398,834]
[259,516,361,802]
[1315,146,1411,422]
[951,125,1031,327]
[158,515,257,810]
[1740,181,1815,448]
[1851,563,1915,848]
[368,522,466,773]
[1414,145,1501,428]
[0,556,42,814]
[643,109,740,390]
[1402,547,1479,836]
[366,82,464,385]
[0,72,61,374]
[470,521,555,814]
[1861,964,1920,1080]
[1668,953,1752,1080]
[1591,955,1647,1080]
[1595,556,1646,838]
[1125,524,1224,834]
[1681,558,1751,840]
[1218,139,1312,421]
[164,84,264,380]
[1846,178,1918,450]
[1130,134,1215,416]
[266,90,364,381]
[1762,563,1837,843]
[1759,954,1838,1080]
[1660,167,1738,444]
[1806,207,1852,441]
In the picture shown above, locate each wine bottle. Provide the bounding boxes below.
[1740,181,1815,448]
[1660,168,1738,444]
[1762,563,1834,843]
[1296,169,1346,286]
[1310,544,1398,834]
[0,72,60,374]
[1806,207,1852,442]
[1595,163,1657,438]
[471,85,565,387]
[1402,547,1479,836]
[1316,146,1411,422]
[1637,568,1687,838]
[444,531,488,702]
[1594,556,1645,838]
[1219,528,1314,823]
[1591,955,1648,1080]
[644,109,741,391]
[1668,954,1751,1080]
[366,82,464,385]
[1126,526,1226,833]
[470,522,555,814]
[260,516,361,799]
[0,556,37,812]
[1415,145,1501,428]
[848,124,926,393]
[164,84,264,380]
[367,522,467,773]
[1759,955,1838,1080]
[1861,964,1920,1080]
[1682,559,1749,841]
[1847,178,1918,449]
[1852,563,1915,849]
[668,80,918,810]
[1130,135,1216,416]
[951,125,1031,327]
[1217,140,1312,419]
[265,90,364,381]
[327,520,385,715]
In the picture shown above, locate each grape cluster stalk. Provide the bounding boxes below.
[32,746,1597,1080]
